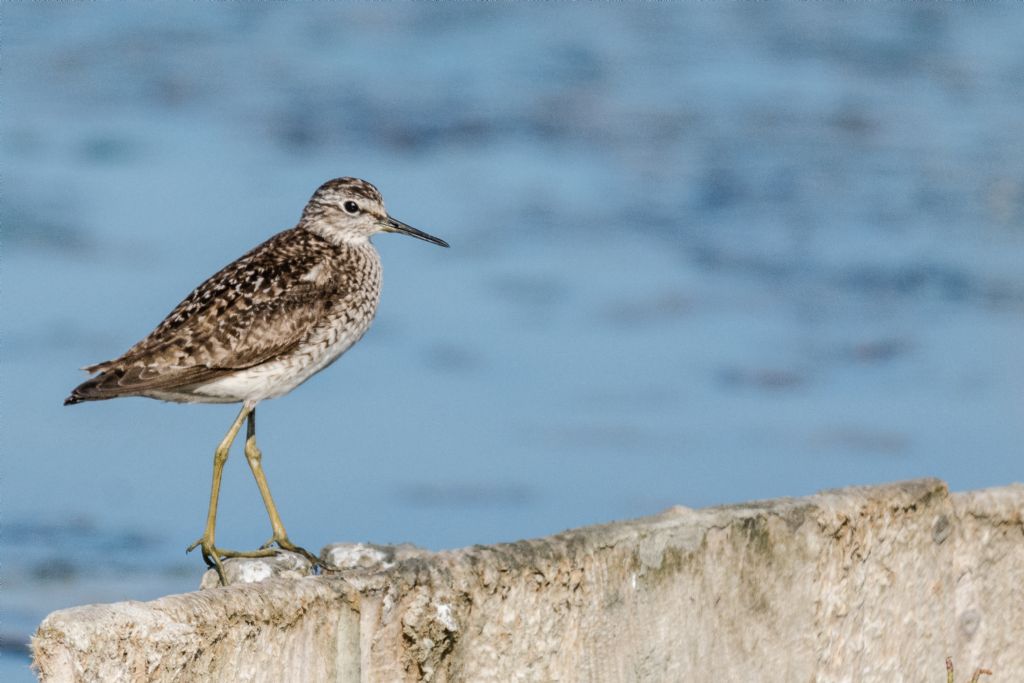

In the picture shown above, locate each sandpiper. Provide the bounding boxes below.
[65,177,449,583]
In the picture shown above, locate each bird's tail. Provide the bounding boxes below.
[64,370,124,405]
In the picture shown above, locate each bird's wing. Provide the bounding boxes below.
[68,296,335,401]
[77,229,344,394]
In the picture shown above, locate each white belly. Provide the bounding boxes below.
[188,319,372,402]
[138,239,384,405]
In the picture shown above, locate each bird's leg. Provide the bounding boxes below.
[243,409,320,567]
[186,401,276,585]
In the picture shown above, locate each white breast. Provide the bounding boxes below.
[184,244,383,404]
[192,321,371,402]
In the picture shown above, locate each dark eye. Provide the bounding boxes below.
[343,200,360,215]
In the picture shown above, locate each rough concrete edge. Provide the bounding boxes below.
[951,481,1024,519]
[423,477,951,576]
[31,576,358,681]
[32,478,1023,681]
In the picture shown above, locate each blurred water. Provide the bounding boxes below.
[3,4,1024,679]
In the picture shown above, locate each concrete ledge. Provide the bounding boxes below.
[32,479,1024,681]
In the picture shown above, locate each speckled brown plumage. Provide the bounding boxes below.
[64,177,448,581]
[66,228,378,403]
[64,177,445,406]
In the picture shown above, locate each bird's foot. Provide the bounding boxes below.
[259,535,321,569]
[186,537,278,585]
[186,536,227,585]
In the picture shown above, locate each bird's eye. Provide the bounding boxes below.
[343,200,360,215]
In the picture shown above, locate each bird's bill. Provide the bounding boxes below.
[379,216,450,248]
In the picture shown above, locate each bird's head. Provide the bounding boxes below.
[300,177,449,248]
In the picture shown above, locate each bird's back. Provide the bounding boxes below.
[66,227,382,405]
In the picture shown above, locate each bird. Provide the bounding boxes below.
[64,177,449,584]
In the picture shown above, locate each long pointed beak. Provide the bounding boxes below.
[380,216,449,248]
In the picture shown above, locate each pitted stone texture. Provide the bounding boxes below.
[320,542,428,573]
[33,479,1024,682]
[198,549,314,589]
[33,578,354,683]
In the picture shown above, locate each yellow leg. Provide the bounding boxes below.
[244,408,319,566]
[186,401,276,585]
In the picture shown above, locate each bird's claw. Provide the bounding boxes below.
[261,535,321,568]
[188,535,319,585]
[187,537,280,584]
[186,536,227,584]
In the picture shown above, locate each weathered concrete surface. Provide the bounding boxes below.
[32,479,1024,682]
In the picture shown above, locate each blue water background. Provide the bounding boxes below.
[3,4,1024,680]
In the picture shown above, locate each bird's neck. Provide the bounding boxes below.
[299,222,373,249]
